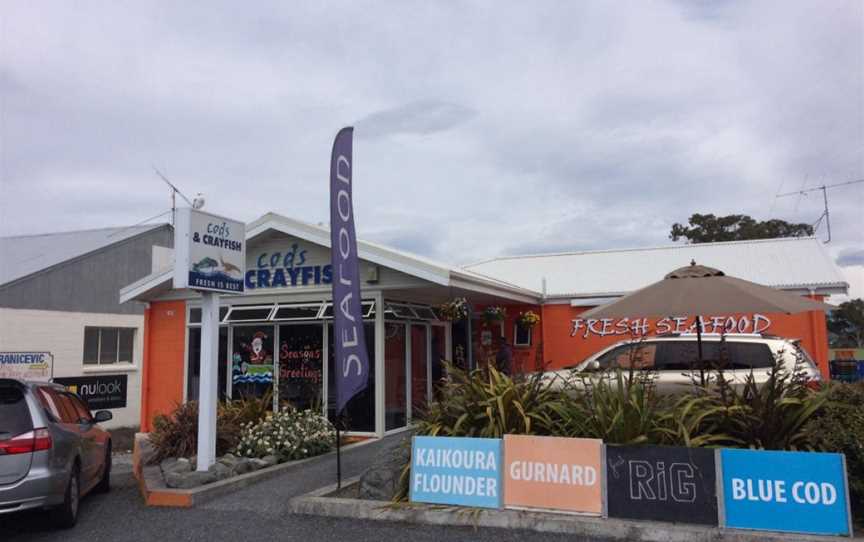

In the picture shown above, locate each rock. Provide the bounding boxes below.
[161,457,192,476]
[208,462,233,481]
[358,438,411,501]
[261,455,279,467]
[137,434,157,466]
[232,458,255,475]
[218,454,238,468]
[164,470,217,489]
[250,458,269,470]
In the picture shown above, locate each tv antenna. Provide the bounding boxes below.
[775,178,864,244]
[153,167,201,225]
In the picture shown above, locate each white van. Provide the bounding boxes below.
[543,334,822,394]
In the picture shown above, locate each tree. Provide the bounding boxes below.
[827,299,864,348]
[669,214,814,243]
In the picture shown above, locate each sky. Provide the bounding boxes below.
[1,1,862,300]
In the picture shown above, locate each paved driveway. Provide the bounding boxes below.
[0,434,583,542]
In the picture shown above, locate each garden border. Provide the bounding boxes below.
[289,477,860,542]
[132,433,376,507]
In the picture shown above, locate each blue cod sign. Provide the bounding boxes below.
[720,448,852,537]
[410,436,503,509]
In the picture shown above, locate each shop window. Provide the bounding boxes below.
[413,307,438,320]
[189,307,229,324]
[383,302,438,321]
[186,327,229,401]
[389,304,418,319]
[320,301,375,319]
[272,303,323,321]
[83,327,135,365]
[514,324,532,347]
[224,305,275,322]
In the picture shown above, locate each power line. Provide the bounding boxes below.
[774,178,864,243]
[775,178,864,198]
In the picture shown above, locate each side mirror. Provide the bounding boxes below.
[94,411,113,423]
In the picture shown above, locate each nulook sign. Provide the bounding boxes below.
[720,448,852,536]
[54,374,127,410]
[410,436,502,509]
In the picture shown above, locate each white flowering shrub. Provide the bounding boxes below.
[234,408,336,461]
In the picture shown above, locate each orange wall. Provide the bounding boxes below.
[540,302,831,379]
[140,300,186,432]
[473,304,544,373]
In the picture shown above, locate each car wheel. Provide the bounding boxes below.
[94,443,112,494]
[50,464,80,529]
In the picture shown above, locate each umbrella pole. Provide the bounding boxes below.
[696,316,705,386]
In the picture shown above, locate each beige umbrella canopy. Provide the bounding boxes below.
[580,261,834,321]
[579,261,834,373]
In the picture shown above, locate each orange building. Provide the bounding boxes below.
[123,215,847,437]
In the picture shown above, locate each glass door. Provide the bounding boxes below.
[410,324,428,416]
[384,322,407,431]
[186,327,229,401]
[231,325,275,399]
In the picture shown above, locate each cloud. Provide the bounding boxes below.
[837,249,864,267]
[355,101,476,139]
[0,0,861,280]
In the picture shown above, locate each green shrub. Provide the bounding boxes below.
[149,394,273,463]
[545,371,675,446]
[234,408,335,461]
[803,382,864,522]
[416,363,562,438]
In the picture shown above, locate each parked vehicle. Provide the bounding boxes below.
[0,378,112,528]
[543,334,822,394]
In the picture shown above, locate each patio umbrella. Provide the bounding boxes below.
[579,261,835,377]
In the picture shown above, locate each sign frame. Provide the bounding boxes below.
[0,351,54,382]
[717,447,853,537]
[54,374,128,410]
[409,435,503,509]
[173,207,246,294]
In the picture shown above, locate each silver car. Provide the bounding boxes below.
[0,378,112,528]
[543,334,823,394]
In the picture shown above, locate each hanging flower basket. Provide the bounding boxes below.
[437,297,468,322]
[517,310,540,329]
[482,306,506,325]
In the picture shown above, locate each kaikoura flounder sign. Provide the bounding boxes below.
[410,436,502,508]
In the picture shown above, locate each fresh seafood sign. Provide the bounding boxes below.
[174,208,246,293]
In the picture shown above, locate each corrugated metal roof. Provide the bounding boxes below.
[463,237,848,298]
[0,224,166,287]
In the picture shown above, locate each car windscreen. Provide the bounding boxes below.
[0,383,33,439]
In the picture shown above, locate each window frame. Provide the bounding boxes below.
[83,326,136,366]
[513,323,532,347]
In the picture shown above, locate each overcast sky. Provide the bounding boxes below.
[1,1,862,299]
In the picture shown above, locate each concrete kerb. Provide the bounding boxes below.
[289,478,860,542]
[134,434,378,507]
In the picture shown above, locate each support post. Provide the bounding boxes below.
[196,291,220,472]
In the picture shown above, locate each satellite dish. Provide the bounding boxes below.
[192,194,205,210]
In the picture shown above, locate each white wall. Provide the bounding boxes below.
[0,308,143,429]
